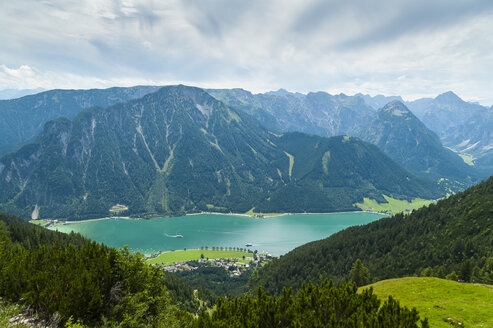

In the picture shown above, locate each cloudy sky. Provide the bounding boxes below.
[1,0,493,104]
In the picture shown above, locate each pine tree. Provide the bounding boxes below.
[350,259,370,287]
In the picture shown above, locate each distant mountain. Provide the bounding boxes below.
[264,88,305,98]
[0,86,440,219]
[210,89,480,189]
[356,101,480,190]
[0,88,45,100]
[354,93,404,110]
[406,91,486,137]
[0,86,161,155]
[207,88,375,137]
[406,91,493,175]
[252,174,493,294]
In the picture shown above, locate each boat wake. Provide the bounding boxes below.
[165,233,183,238]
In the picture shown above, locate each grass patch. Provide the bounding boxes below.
[109,204,128,214]
[206,204,227,211]
[245,208,284,217]
[360,277,493,328]
[354,195,434,214]
[0,298,30,327]
[28,220,49,226]
[147,249,252,265]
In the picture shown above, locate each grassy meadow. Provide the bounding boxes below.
[147,249,253,265]
[354,194,434,214]
[361,277,493,328]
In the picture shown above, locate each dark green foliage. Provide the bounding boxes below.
[350,259,370,287]
[197,280,428,327]
[0,86,440,219]
[0,212,194,327]
[0,212,431,326]
[256,133,440,213]
[0,212,88,249]
[173,264,253,299]
[253,176,493,294]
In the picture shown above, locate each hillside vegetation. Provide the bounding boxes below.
[253,176,493,294]
[362,277,493,328]
[0,212,429,327]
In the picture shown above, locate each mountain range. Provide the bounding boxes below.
[209,89,485,190]
[0,86,160,155]
[406,91,493,175]
[0,86,439,219]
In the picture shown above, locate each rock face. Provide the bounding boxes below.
[406,91,493,174]
[207,88,375,137]
[356,101,480,190]
[0,86,440,219]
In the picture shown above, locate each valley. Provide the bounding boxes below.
[2,1,493,326]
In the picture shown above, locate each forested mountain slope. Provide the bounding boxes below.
[0,86,160,155]
[0,86,440,219]
[253,175,493,294]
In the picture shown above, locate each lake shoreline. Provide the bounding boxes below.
[44,209,384,225]
[46,212,386,256]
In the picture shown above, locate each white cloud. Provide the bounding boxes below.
[0,0,493,104]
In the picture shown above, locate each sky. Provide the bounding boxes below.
[1,0,493,104]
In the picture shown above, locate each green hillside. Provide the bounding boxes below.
[253,175,493,294]
[361,277,493,328]
[0,211,430,327]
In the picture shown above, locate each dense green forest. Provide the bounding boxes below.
[253,176,493,294]
[173,263,253,299]
[0,212,195,326]
[197,280,428,327]
[0,212,427,327]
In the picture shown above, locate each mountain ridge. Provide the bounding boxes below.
[0,85,440,219]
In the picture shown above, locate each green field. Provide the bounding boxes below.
[147,249,253,265]
[354,195,434,214]
[361,277,493,328]
[109,204,128,214]
[245,208,284,217]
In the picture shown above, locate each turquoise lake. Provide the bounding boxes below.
[50,212,385,256]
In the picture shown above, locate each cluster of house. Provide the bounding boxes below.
[152,253,274,277]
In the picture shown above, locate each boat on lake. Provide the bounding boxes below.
[245,243,253,247]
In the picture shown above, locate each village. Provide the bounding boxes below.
[150,252,275,277]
